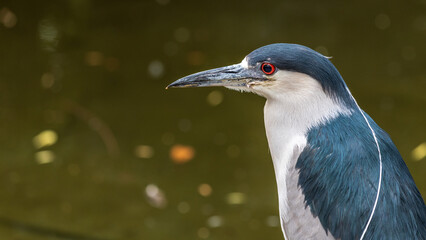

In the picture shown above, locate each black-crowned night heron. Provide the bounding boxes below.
[167,43,426,240]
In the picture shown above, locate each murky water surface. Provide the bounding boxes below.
[0,1,425,239]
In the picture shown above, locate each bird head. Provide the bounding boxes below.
[167,43,355,108]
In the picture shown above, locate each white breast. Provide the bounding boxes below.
[259,71,352,238]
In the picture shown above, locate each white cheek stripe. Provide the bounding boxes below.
[345,87,383,240]
[240,57,249,69]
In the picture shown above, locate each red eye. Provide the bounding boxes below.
[261,63,275,75]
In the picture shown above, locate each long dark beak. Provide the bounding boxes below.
[166,64,264,89]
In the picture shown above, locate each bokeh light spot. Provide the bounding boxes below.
[177,201,190,214]
[197,227,210,239]
[198,183,213,197]
[135,145,154,159]
[174,27,190,43]
[85,51,104,66]
[207,215,223,228]
[170,144,195,164]
[412,142,426,161]
[145,184,167,208]
[0,8,17,28]
[38,18,59,52]
[178,119,192,132]
[41,72,55,89]
[375,13,391,30]
[413,16,426,31]
[148,60,165,78]
[226,192,247,205]
[265,215,280,227]
[207,90,223,106]
[33,130,58,149]
[161,132,175,145]
[35,150,55,164]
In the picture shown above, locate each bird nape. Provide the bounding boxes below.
[167,43,426,240]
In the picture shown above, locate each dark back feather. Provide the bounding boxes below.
[297,111,426,239]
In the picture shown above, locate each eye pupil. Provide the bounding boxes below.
[263,64,272,73]
[261,63,275,75]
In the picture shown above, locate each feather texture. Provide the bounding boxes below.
[297,111,426,239]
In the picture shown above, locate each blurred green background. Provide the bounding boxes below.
[0,0,425,239]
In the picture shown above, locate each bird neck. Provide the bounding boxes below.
[263,90,352,222]
[263,92,352,159]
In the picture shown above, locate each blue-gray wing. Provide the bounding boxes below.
[295,112,426,240]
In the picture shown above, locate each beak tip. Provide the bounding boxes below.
[166,82,179,89]
[166,78,184,89]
